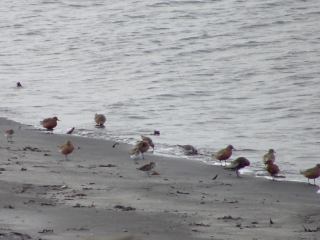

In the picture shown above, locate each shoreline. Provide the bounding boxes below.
[0,117,320,240]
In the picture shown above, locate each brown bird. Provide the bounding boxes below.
[4,129,14,142]
[224,157,250,178]
[262,149,276,165]
[132,140,150,159]
[94,113,106,127]
[137,162,156,176]
[40,116,60,130]
[300,164,320,185]
[59,140,74,160]
[141,135,154,149]
[212,145,235,166]
[177,145,198,155]
[266,160,280,180]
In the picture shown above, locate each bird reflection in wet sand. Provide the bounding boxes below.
[300,164,320,185]
[265,160,280,180]
[212,145,235,166]
[59,140,74,160]
[177,145,198,155]
[40,117,60,130]
[137,162,156,176]
[262,149,276,165]
[4,129,14,142]
[132,140,150,159]
[95,113,106,127]
[224,157,250,178]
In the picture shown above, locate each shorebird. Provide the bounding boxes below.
[17,82,22,87]
[265,160,280,180]
[137,162,156,176]
[4,129,14,142]
[224,157,250,178]
[262,149,276,165]
[40,116,60,130]
[177,145,198,155]
[300,164,320,185]
[212,145,235,166]
[132,140,150,159]
[94,113,106,127]
[59,140,74,160]
[141,135,154,149]
[130,149,143,164]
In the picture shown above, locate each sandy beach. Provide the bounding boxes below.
[0,117,319,240]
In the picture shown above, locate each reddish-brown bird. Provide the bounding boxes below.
[213,145,235,166]
[40,116,60,130]
[94,113,106,127]
[225,157,250,178]
[59,140,74,160]
[300,164,320,185]
[266,160,280,180]
[141,135,154,149]
[132,140,150,159]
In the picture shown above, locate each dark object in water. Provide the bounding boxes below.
[17,82,22,87]
[154,130,160,135]
[67,127,75,134]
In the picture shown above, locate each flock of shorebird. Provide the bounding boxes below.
[3,113,320,184]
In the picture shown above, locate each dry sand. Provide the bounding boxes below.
[0,117,319,240]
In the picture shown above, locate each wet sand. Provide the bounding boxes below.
[0,117,319,240]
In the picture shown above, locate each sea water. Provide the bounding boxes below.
[1,0,320,182]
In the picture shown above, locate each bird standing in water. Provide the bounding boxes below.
[224,157,250,178]
[94,113,106,127]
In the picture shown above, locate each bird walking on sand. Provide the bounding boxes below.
[141,135,154,149]
[131,149,143,164]
[40,116,60,130]
[265,160,280,180]
[300,164,320,185]
[262,149,276,165]
[212,145,235,166]
[137,162,156,176]
[132,140,150,159]
[59,140,74,160]
[4,129,14,142]
[94,113,106,127]
[177,145,198,155]
[224,157,250,178]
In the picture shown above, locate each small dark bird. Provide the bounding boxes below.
[132,140,150,159]
[177,145,198,155]
[141,135,154,149]
[137,162,156,176]
[300,164,320,185]
[262,149,276,165]
[40,116,60,130]
[270,218,274,224]
[213,145,235,166]
[17,82,22,87]
[224,157,250,178]
[94,113,106,127]
[59,140,74,160]
[266,160,280,180]
[154,130,160,136]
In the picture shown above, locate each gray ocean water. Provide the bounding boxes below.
[1,0,320,182]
